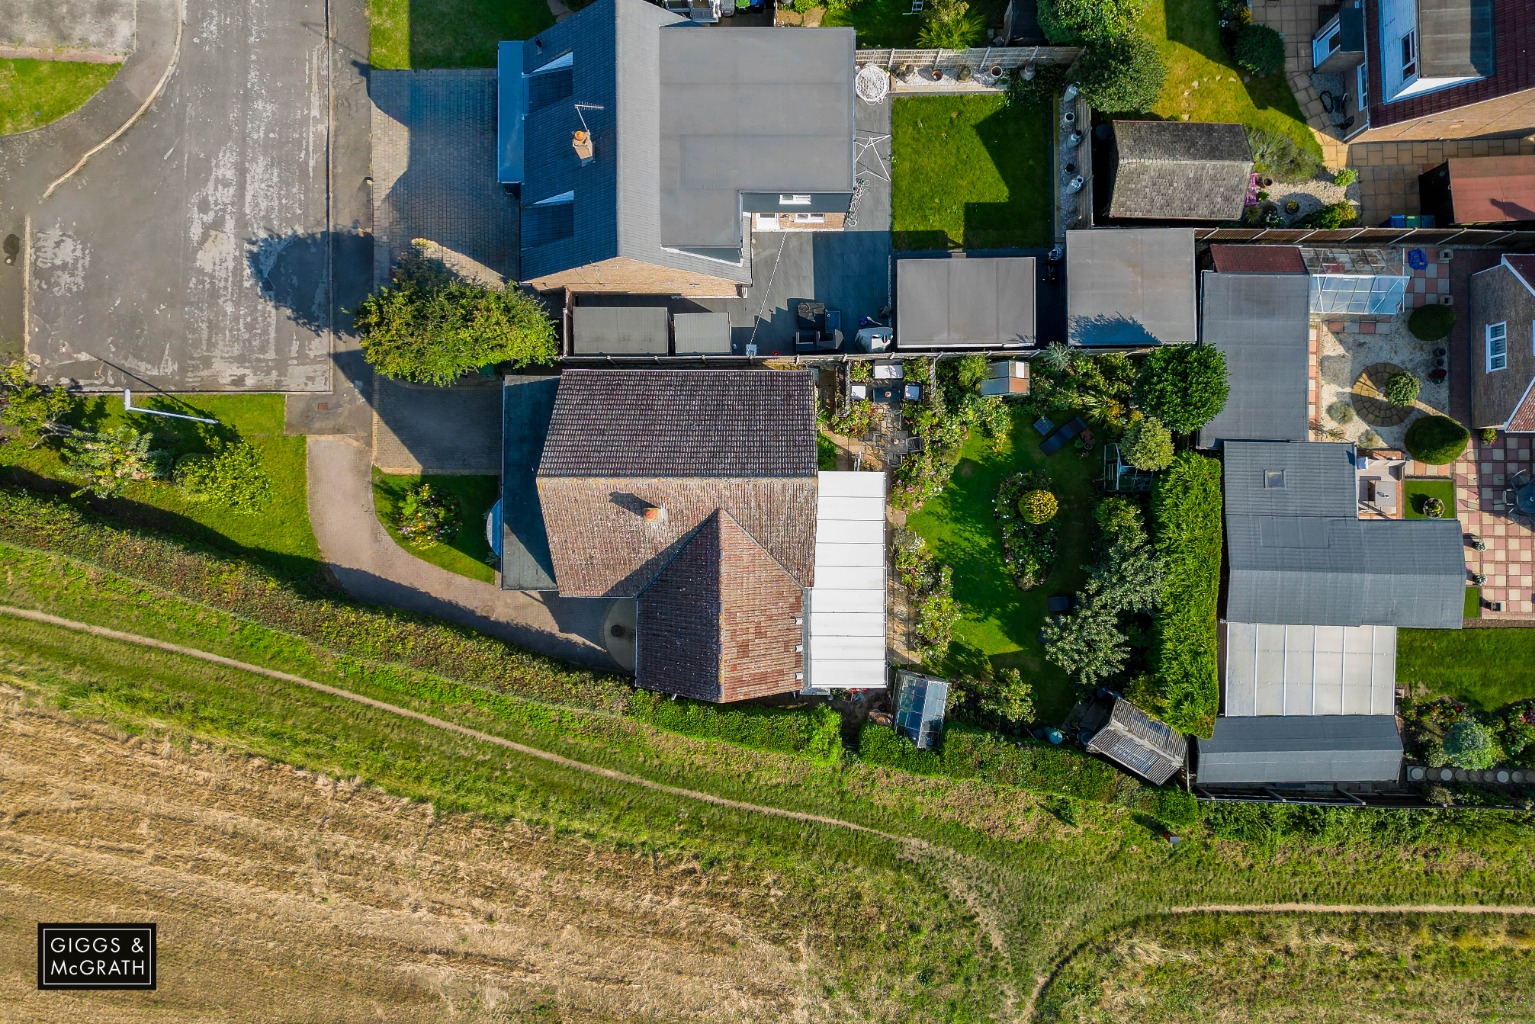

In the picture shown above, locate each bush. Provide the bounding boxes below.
[1405,414,1470,465]
[174,439,274,515]
[1444,719,1500,770]
[1038,0,1146,42]
[1150,787,1198,829]
[1334,167,1359,188]
[1326,400,1356,424]
[396,482,459,549]
[1232,23,1285,75]
[634,696,842,765]
[1418,495,1445,518]
[912,567,961,664]
[1120,417,1174,471]
[1294,201,1358,228]
[1385,372,1421,407]
[1041,601,1128,685]
[1147,453,1222,737]
[0,361,78,449]
[916,0,986,49]
[1481,427,1499,445]
[355,246,558,386]
[1074,34,1167,114]
[62,426,170,498]
[1408,303,1456,341]
[1134,346,1230,434]
[1005,61,1071,109]
[1095,496,1147,550]
[997,471,1058,589]
[1245,126,1323,182]
[1018,488,1059,524]
[1359,429,1384,450]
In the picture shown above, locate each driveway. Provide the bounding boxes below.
[18,0,335,390]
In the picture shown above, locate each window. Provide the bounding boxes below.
[1264,469,1286,489]
[792,212,826,224]
[1401,30,1417,78]
[1488,321,1508,372]
[779,194,812,206]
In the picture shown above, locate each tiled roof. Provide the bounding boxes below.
[1506,255,1535,293]
[636,511,805,701]
[1107,121,1252,222]
[1208,245,1307,275]
[539,369,816,478]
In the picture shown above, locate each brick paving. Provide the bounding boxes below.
[1456,433,1535,619]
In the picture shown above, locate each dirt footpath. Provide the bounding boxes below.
[0,686,811,1023]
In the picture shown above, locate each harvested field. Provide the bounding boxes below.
[0,687,811,1023]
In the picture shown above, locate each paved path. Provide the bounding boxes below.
[306,436,617,670]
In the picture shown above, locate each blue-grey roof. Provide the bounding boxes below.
[895,672,948,750]
[1196,715,1402,784]
[500,376,561,591]
[1223,441,1466,629]
[1198,271,1311,447]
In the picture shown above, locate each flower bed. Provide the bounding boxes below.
[995,470,1057,590]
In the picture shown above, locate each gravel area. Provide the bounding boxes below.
[1314,314,1450,451]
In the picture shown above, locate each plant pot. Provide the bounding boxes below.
[927,68,943,82]
[989,65,1004,77]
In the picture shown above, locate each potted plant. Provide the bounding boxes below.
[957,64,972,81]
[927,67,944,82]
[1420,495,1446,518]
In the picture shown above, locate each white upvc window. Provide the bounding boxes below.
[1401,29,1418,79]
[1488,321,1508,372]
[779,194,812,205]
[793,212,826,224]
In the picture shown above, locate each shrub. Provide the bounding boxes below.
[1359,429,1384,450]
[1408,303,1455,341]
[1134,346,1230,434]
[1120,417,1174,471]
[1444,719,1500,770]
[1326,399,1356,424]
[997,471,1058,589]
[1481,427,1499,444]
[1405,414,1470,465]
[912,568,961,664]
[0,361,78,449]
[1095,496,1147,551]
[1041,601,1128,685]
[62,426,170,498]
[1295,201,1358,228]
[396,483,459,549]
[1037,0,1146,42]
[174,439,274,515]
[1334,167,1359,188]
[1245,126,1323,182]
[1018,488,1059,524]
[1384,371,1421,407]
[355,245,558,386]
[1074,33,1167,114]
[1147,453,1222,736]
[1006,61,1071,109]
[1418,495,1445,518]
[1232,23,1285,76]
[916,0,986,49]
[976,667,1036,727]
[1151,787,1198,830]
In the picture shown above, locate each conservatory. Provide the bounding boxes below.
[1302,248,1409,315]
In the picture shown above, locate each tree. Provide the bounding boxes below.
[355,247,558,386]
[1018,489,1059,524]
[63,426,167,498]
[174,439,274,515]
[1233,23,1285,76]
[1095,496,1147,551]
[1037,0,1146,42]
[1442,719,1500,770]
[1074,33,1167,115]
[1084,543,1164,614]
[1041,603,1128,685]
[1405,414,1470,465]
[1120,417,1174,471]
[0,361,77,448]
[978,667,1036,726]
[1384,372,1421,407]
[1134,346,1230,434]
[917,0,986,49]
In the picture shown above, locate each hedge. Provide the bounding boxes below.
[633,696,843,765]
[1148,453,1223,737]
[1405,414,1470,466]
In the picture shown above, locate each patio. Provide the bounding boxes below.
[1458,434,1535,620]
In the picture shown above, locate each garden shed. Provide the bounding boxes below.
[1104,120,1253,222]
[1197,270,1311,447]
[1065,229,1197,346]
[895,257,1036,350]
[1083,697,1187,785]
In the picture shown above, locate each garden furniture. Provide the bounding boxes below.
[1518,483,1535,516]
[1039,416,1088,456]
[1032,415,1055,437]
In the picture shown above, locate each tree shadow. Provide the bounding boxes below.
[246,230,372,337]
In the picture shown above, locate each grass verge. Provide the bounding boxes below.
[368,0,554,70]
[1399,627,1535,710]
[372,469,497,582]
[906,407,1101,721]
[890,95,1055,251]
[0,58,120,136]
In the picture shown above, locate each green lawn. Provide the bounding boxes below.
[369,0,554,69]
[0,58,120,136]
[906,407,1099,722]
[823,0,1008,48]
[0,393,316,573]
[1398,628,1535,710]
[372,469,498,582]
[1142,0,1324,173]
[1405,477,1456,520]
[890,95,1055,251]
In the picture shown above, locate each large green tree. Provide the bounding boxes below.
[1038,0,1145,43]
[1074,33,1167,115]
[1134,346,1230,434]
[355,249,558,386]
[0,361,77,448]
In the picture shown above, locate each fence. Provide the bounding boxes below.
[1193,225,1535,250]
[856,46,1082,71]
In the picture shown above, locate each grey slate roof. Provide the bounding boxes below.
[514,0,853,284]
[896,256,1036,349]
[1418,0,1494,78]
[1107,121,1253,222]
[1196,715,1403,785]
[1223,441,1467,629]
[538,369,816,477]
[1066,229,1198,346]
[1198,271,1312,447]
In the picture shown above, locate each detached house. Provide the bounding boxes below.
[1468,255,1535,432]
[497,0,856,298]
[1311,0,1533,142]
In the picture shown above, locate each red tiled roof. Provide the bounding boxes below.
[1508,379,1535,432]
[1365,0,1535,129]
[1209,244,1307,275]
[1444,157,1535,223]
[1505,254,1535,294]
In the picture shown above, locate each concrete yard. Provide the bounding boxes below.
[1,0,138,58]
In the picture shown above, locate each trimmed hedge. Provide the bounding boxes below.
[1405,414,1470,466]
[1148,453,1223,737]
[1408,303,1455,341]
[634,696,843,765]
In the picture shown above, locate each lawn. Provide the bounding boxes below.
[0,393,317,573]
[823,0,1009,48]
[372,469,498,582]
[0,58,120,136]
[1398,628,1535,710]
[905,406,1099,722]
[890,95,1055,251]
[369,0,554,69]
[1141,0,1324,174]
[1405,477,1456,520]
